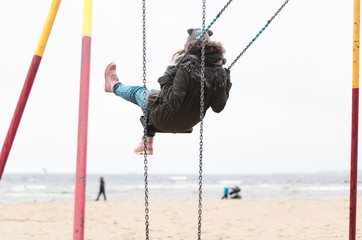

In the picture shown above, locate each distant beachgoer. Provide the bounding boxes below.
[229,186,242,199]
[96,177,106,201]
[221,186,229,199]
[229,186,240,195]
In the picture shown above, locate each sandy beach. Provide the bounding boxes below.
[0,198,361,240]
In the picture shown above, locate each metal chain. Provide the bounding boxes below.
[142,1,150,240]
[219,0,233,16]
[196,0,233,41]
[198,1,206,239]
[176,0,233,67]
[227,0,290,70]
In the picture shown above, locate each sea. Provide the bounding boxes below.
[0,171,361,203]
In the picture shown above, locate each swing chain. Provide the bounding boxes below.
[196,0,234,41]
[142,1,150,240]
[176,0,234,69]
[270,0,289,22]
[198,0,206,239]
[219,0,233,18]
[227,0,290,70]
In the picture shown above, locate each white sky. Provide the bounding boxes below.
[0,0,356,175]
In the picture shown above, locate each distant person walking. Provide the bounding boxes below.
[221,186,229,199]
[96,177,106,201]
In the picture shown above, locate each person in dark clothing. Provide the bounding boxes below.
[96,177,106,201]
[104,28,232,155]
[229,186,240,195]
[229,186,242,199]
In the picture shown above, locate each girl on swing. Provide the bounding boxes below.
[104,28,232,155]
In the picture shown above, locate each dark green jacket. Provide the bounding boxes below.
[149,41,232,133]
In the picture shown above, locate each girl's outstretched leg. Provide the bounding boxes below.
[113,84,149,110]
[105,62,155,111]
[105,62,157,155]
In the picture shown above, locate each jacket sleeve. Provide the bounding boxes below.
[211,68,232,113]
[158,66,189,111]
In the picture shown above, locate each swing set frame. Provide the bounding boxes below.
[0,0,359,240]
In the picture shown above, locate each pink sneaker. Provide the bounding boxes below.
[104,62,120,93]
[134,137,154,155]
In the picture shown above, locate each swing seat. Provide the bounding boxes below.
[140,116,193,137]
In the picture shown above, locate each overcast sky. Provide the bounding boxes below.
[0,0,356,175]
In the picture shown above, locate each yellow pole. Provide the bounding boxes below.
[353,0,360,89]
[82,0,92,37]
[35,0,62,57]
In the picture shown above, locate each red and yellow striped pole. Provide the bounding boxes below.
[73,0,92,239]
[350,0,360,239]
[0,0,61,180]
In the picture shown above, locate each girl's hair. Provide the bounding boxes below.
[171,49,185,62]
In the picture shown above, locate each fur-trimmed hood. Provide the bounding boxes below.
[183,40,226,65]
[173,40,228,89]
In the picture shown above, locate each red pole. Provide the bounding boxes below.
[350,0,360,239]
[350,89,358,240]
[0,0,61,180]
[73,1,92,239]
